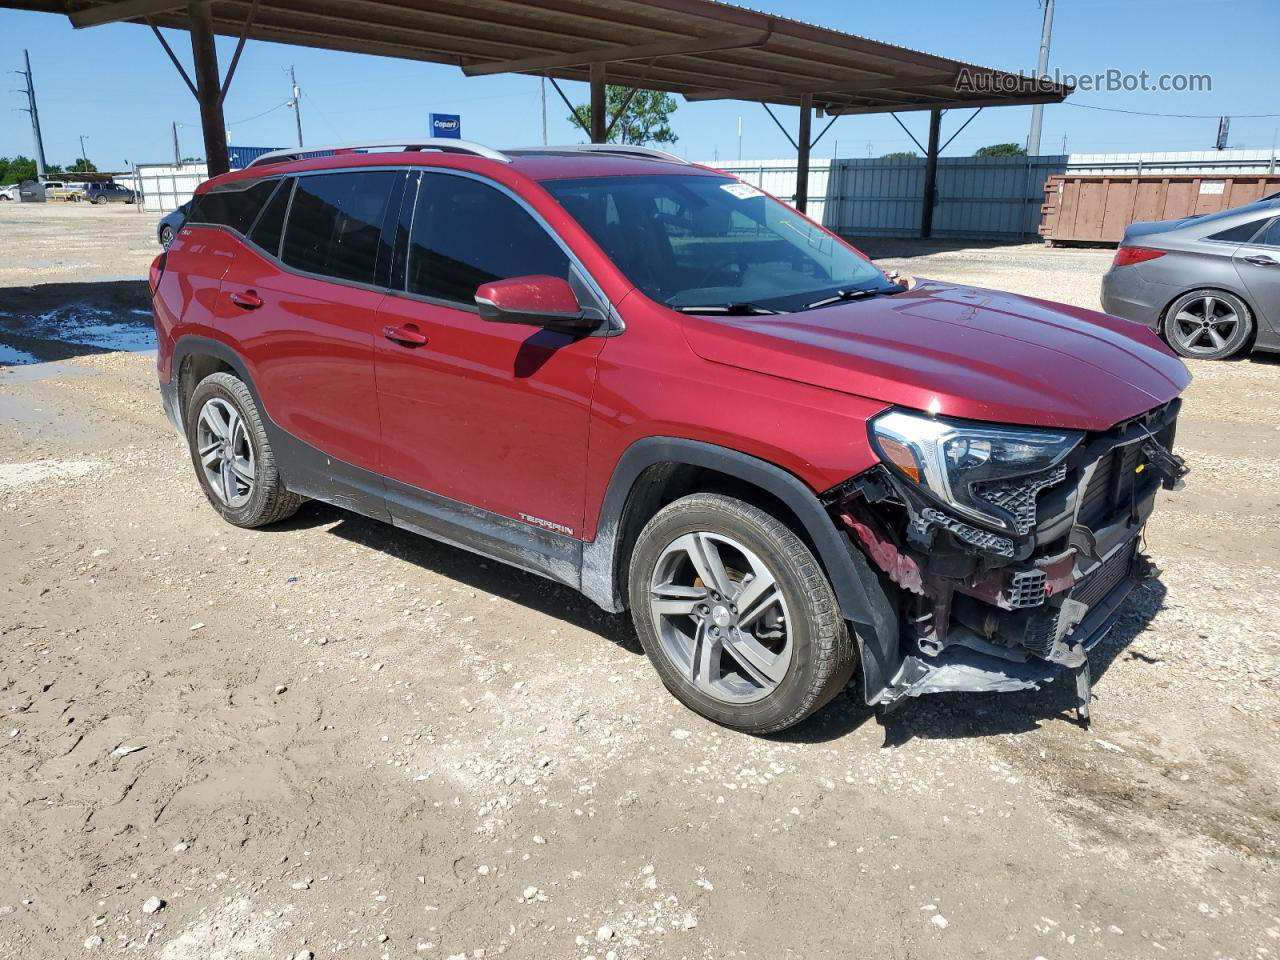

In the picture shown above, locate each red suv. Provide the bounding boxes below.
[151,140,1190,733]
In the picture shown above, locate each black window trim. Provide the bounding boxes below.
[183,164,617,328]
[254,176,295,261]
[385,166,618,333]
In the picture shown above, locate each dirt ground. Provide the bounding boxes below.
[1,203,1277,960]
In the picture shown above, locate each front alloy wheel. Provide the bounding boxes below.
[629,493,856,734]
[649,532,792,704]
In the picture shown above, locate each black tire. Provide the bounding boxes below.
[1162,289,1253,360]
[92,195,106,205]
[628,492,856,734]
[160,225,175,249]
[185,372,302,528]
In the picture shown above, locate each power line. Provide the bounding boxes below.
[1063,102,1280,120]
[229,100,290,126]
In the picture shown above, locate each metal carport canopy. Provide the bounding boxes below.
[9,0,1071,231]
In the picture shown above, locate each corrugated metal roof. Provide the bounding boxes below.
[8,0,1069,113]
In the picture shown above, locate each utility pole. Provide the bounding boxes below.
[78,135,89,169]
[173,122,182,166]
[13,49,48,178]
[1026,0,1055,156]
[737,115,742,161]
[540,76,548,145]
[290,65,304,148]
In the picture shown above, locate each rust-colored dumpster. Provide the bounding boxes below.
[1039,173,1280,245]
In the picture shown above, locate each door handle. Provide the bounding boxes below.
[1243,254,1278,266]
[229,289,264,309]
[383,323,428,347]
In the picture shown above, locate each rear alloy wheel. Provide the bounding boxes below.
[186,372,301,528]
[629,493,856,734]
[1163,289,1252,360]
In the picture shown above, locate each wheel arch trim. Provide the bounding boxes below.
[583,437,901,704]
[167,335,263,431]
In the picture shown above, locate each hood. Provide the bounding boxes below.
[680,280,1190,432]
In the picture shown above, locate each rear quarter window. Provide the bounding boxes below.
[191,179,281,235]
[1206,218,1268,244]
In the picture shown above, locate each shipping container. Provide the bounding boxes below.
[1040,173,1280,245]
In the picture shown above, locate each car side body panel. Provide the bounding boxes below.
[580,288,889,543]
[213,240,386,475]
[152,225,244,383]
[375,292,605,536]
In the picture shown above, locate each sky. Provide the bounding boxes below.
[2,0,1278,172]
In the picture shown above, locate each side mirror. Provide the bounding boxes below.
[475,275,593,330]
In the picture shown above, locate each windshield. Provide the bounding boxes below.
[545,174,891,313]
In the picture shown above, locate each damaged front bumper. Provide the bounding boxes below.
[827,400,1186,721]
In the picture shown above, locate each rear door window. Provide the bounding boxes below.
[192,179,280,234]
[405,173,569,304]
[281,171,398,285]
[1252,218,1280,248]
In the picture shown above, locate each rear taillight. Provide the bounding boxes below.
[1112,246,1165,268]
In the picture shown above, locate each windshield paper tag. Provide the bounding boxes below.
[720,182,762,199]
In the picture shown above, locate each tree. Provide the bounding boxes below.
[880,151,918,160]
[69,158,98,173]
[569,85,678,145]
[0,156,37,184]
[974,143,1026,157]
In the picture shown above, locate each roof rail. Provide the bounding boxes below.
[245,139,511,169]
[512,144,690,165]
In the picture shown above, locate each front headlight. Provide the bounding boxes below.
[870,409,1083,532]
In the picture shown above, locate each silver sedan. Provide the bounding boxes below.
[1100,194,1280,360]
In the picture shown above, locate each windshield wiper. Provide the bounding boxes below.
[802,285,905,311]
[673,302,784,316]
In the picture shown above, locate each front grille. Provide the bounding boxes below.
[1071,541,1137,608]
[1077,412,1177,531]
[1007,569,1048,608]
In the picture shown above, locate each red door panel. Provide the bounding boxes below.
[374,294,603,535]
[214,246,385,473]
[153,226,243,381]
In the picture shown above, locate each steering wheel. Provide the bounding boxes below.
[691,258,745,290]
